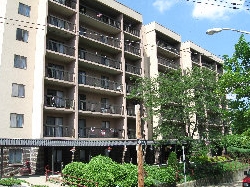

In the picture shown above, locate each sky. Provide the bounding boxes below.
[117,0,250,59]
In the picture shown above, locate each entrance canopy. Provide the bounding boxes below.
[0,138,155,147]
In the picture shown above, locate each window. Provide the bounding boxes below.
[78,119,86,138]
[16,28,29,42]
[101,98,109,113]
[10,113,24,128]
[46,116,63,137]
[12,83,25,97]
[101,121,110,129]
[47,63,64,80]
[101,76,109,89]
[9,149,22,164]
[78,71,86,84]
[14,55,27,69]
[18,3,30,17]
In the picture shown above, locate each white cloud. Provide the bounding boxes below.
[153,0,178,13]
[192,0,246,20]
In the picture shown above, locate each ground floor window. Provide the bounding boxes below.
[9,149,22,164]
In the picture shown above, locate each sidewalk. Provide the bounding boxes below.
[15,175,61,187]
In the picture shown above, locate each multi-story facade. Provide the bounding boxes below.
[0,0,223,176]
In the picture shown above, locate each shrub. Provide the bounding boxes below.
[0,178,27,186]
[167,152,178,171]
[62,155,176,187]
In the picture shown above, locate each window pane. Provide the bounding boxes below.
[12,83,18,97]
[23,30,29,42]
[16,114,24,127]
[10,114,17,127]
[18,3,30,17]
[16,28,22,41]
[18,85,25,97]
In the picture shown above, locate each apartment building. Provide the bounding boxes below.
[0,0,223,176]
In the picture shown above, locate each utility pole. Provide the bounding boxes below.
[136,104,144,187]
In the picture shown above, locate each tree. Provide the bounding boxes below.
[219,35,250,134]
[129,66,226,146]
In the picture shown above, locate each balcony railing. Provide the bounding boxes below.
[126,84,134,94]
[44,95,75,109]
[79,26,121,48]
[202,61,216,70]
[78,73,123,92]
[124,24,140,37]
[157,40,179,55]
[45,66,74,82]
[127,107,135,116]
[125,63,141,75]
[51,0,76,9]
[79,100,123,115]
[124,44,141,56]
[79,127,124,138]
[47,40,75,56]
[47,15,75,32]
[128,129,136,139]
[79,5,121,29]
[44,124,74,137]
[79,49,121,69]
[158,56,179,69]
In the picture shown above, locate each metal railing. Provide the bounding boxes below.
[50,0,76,9]
[125,63,141,75]
[78,74,123,92]
[158,56,179,69]
[44,95,75,109]
[45,66,74,82]
[79,127,124,138]
[79,100,123,115]
[124,24,140,37]
[157,40,180,55]
[47,15,75,32]
[79,4,121,29]
[44,125,74,137]
[47,40,75,56]
[127,107,135,116]
[79,26,121,48]
[202,61,216,70]
[124,44,141,55]
[126,84,134,94]
[128,129,136,139]
[79,49,121,69]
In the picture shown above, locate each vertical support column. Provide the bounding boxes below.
[136,104,144,187]
[51,147,54,175]
[0,147,3,178]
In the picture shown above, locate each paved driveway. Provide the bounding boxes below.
[204,180,242,187]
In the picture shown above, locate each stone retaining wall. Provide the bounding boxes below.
[176,167,248,187]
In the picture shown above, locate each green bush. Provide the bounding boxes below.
[167,152,178,171]
[0,177,27,186]
[62,155,176,187]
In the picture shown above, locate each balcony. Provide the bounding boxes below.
[157,40,180,56]
[79,100,123,115]
[124,44,141,56]
[46,40,75,56]
[79,26,121,49]
[125,63,141,75]
[79,4,121,31]
[78,74,122,92]
[45,66,74,82]
[44,124,74,137]
[44,95,75,109]
[158,56,179,69]
[124,24,140,37]
[48,15,75,32]
[202,61,216,71]
[50,0,76,9]
[79,127,124,138]
[79,49,121,71]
